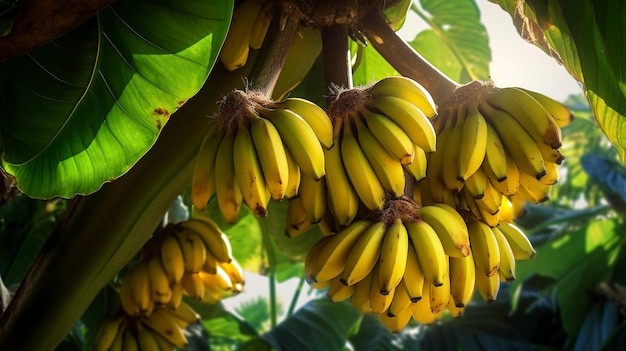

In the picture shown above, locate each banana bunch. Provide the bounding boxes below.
[322,76,437,225]
[191,90,332,222]
[418,86,572,227]
[93,302,201,351]
[219,0,275,71]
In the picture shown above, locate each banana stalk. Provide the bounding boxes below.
[0,65,246,350]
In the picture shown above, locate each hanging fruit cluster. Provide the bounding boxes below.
[93,217,244,351]
[183,0,575,335]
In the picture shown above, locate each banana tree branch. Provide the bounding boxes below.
[0,0,116,63]
[321,23,352,100]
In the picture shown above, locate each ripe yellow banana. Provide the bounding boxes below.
[147,255,172,304]
[181,217,233,264]
[233,125,270,217]
[306,220,373,282]
[201,266,234,299]
[349,272,373,313]
[486,87,562,149]
[368,76,438,118]
[143,305,189,347]
[361,108,415,164]
[537,140,565,165]
[214,133,243,223]
[356,120,406,198]
[541,161,559,186]
[486,151,520,196]
[278,97,334,149]
[160,234,185,284]
[369,262,395,314]
[122,329,139,351]
[480,102,547,180]
[483,122,508,182]
[458,104,488,182]
[403,144,428,181]
[298,173,327,224]
[518,171,551,203]
[468,221,501,277]
[340,221,387,286]
[203,251,218,274]
[386,279,412,317]
[491,226,516,281]
[418,204,470,258]
[474,262,500,302]
[191,131,222,210]
[324,144,359,226]
[412,281,442,324]
[108,327,124,351]
[250,116,289,201]
[440,114,464,190]
[327,276,355,303]
[220,259,246,290]
[475,180,503,215]
[341,126,386,210]
[403,241,426,301]
[150,327,177,351]
[404,218,447,287]
[464,167,487,199]
[219,0,262,71]
[120,272,141,317]
[429,276,450,314]
[378,218,409,295]
[181,272,205,301]
[168,282,183,309]
[285,196,314,238]
[129,261,153,314]
[518,88,573,128]
[497,221,535,260]
[284,148,301,199]
[273,25,323,101]
[175,229,207,274]
[449,252,476,307]
[94,317,124,351]
[262,107,326,180]
[447,298,465,318]
[136,322,161,351]
[378,299,415,333]
[248,0,272,50]
[369,95,437,153]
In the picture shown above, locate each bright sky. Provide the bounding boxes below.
[221,0,585,321]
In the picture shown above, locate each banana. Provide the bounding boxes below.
[497,196,516,223]
[486,87,562,149]
[278,97,334,149]
[136,322,161,351]
[537,141,565,165]
[497,221,535,260]
[403,241,426,301]
[387,279,412,317]
[464,167,487,199]
[147,255,173,304]
[491,226,516,281]
[214,133,243,223]
[412,281,442,324]
[378,299,415,333]
[203,251,218,274]
[249,0,272,50]
[429,276,450,314]
[447,298,465,318]
[191,131,222,210]
[306,220,373,283]
[356,120,406,198]
[486,151,520,196]
[234,125,270,217]
[403,144,428,181]
[181,217,233,263]
[298,173,327,223]
[324,144,359,225]
[284,148,301,199]
[219,0,263,71]
[440,114,464,190]
[349,272,373,313]
[201,267,234,299]
[160,234,186,284]
[483,122,508,182]
[368,76,438,118]
[108,327,124,351]
[361,108,415,164]
[120,272,141,317]
[175,229,207,274]
[458,104,488,182]
[518,171,551,203]
[370,262,395,314]
[404,218,447,287]
[475,180,503,215]
[250,116,289,201]
[540,161,559,186]
[474,262,500,302]
[150,327,177,351]
[368,95,437,153]
[94,317,124,351]
[262,107,326,180]
[129,261,153,314]
[122,329,139,351]
[181,272,205,301]
[418,204,470,258]
[285,196,314,238]
[340,221,387,286]
[143,305,189,347]
[168,282,184,309]
[449,252,475,307]
[220,259,246,288]
[341,125,386,210]
[518,88,573,127]
[468,221,500,277]
[378,218,409,295]
[327,276,355,303]
[479,101,547,180]
[273,25,323,100]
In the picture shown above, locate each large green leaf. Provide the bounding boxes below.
[491,0,626,162]
[0,0,232,198]
[409,0,491,83]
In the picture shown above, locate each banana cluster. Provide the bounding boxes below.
[191,90,332,223]
[93,303,200,351]
[418,86,572,227]
[321,76,437,226]
[219,0,275,71]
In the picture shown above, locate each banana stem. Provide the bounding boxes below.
[358,8,459,105]
[321,23,353,104]
[287,275,305,317]
[248,3,301,97]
